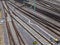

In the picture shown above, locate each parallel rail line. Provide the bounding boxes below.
[7,1,60,36]
[4,1,53,45]
[7,1,60,44]
[2,1,25,45]
[2,1,60,45]
[27,2,60,22]
[1,2,16,45]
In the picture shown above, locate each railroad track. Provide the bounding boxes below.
[2,1,26,45]
[36,0,60,14]
[9,0,60,36]
[7,1,60,27]
[1,0,60,45]
[2,0,47,45]
[2,1,53,45]
[7,0,60,37]
[26,1,60,22]
[36,0,60,22]
[2,1,44,45]
[20,0,60,22]
[41,0,60,6]
[4,0,60,44]
[1,2,16,45]
[2,1,45,45]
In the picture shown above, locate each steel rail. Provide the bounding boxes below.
[24,1,60,22]
[2,1,44,45]
[1,1,16,45]
[5,1,53,45]
[4,3,44,45]
[7,1,60,36]
[6,1,60,44]
[3,0,60,44]
[2,1,25,45]
[37,0,60,14]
